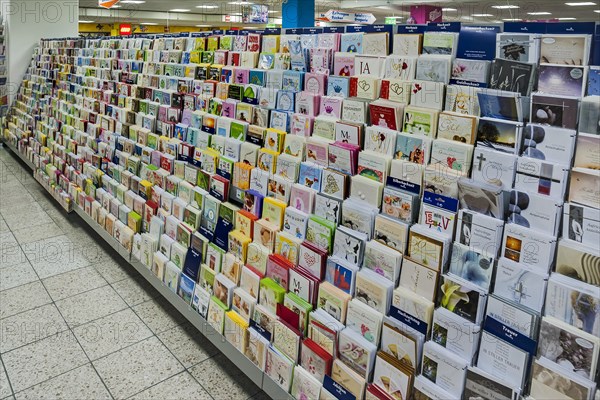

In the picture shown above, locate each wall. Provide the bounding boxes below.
[1,0,79,104]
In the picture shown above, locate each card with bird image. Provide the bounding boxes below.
[346,298,384,345]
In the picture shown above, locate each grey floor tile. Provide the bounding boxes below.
[11,222,63,245]
[3,210,54,231]
[93,258,136,284]
[0,218,9,233]
[0,262,38,292]
[55,285,128,328]
[22,235,90,279]
[73,308,153,361]
[0,304,68,353]
[0,201,45,216]
[93,336,184,400]
[129,371,211,400]
[14,364,111,400]
[2,331,88,392]
[132,299,186,334]
[111,276,157,307]
[0,360,11,399]
[188,354,261,400]
[156,323,218,368]
[41,266,107,302]
[0,281,52,319]
[0,233,28,268]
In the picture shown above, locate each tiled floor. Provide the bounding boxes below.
[0,145,268,400]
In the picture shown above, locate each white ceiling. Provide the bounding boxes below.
[78,0,600,26]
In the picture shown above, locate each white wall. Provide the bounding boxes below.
[2,0,79,104]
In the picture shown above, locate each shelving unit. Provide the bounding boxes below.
[2,137,292,399]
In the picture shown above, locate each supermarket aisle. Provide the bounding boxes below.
[0,145,268,400]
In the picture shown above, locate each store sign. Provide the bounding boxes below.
[98,0,120,9]
[323,9,376,25]
[385,17,399,25]
[119,24,132,35]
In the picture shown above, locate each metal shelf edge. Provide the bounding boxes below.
[7,150,295,400]
[73,206,265,390]
[3,139,35,170]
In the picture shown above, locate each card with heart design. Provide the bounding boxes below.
[350,75,382,100]
[298,241,327,280]
[380,78,412,104]
[383,55,417,80]
[410,80,445,110]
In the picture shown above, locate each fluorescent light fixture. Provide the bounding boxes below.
[502,18,522,21]
[492,4,519,8]
[472,13,493,16]
[557,17,577,19]
[140,22,158,25]
[120,0,145,3]
[268,10,279,13]
[565,1,596,5]
[595,9,600,12]
[196,5,218,8]
[242,26,258,29]
[442,7,457,11]
[228,1,253,4]
[527,11,551,15]
[79,20,94,23]
[195,24,211,27]
[169,9,190,12]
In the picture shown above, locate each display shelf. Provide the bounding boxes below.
[262,373,295,400]
[128,256,265,389]
[2,138,34,170]
[73,206,131,260]
[72,204,265,391]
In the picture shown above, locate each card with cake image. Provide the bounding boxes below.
[531,94,579,130]
[436,111,478,144]
[373,351,414,400]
